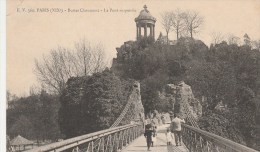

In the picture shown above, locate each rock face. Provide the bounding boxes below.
[129,81,145,122]
[161,81,202,120]
[120,81,145,125]
[111,41,137,77]
[114,41,137,63]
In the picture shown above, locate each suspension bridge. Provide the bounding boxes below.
[25,82,257,152]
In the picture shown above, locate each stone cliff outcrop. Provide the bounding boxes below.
[119,81,145,125]
[160,81,202,120]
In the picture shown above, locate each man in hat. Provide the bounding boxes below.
[170,113,185,146]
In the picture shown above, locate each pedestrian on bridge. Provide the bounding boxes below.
[166,128,173,145]
[144,124,153,151]
[151,126,157,147]
[170,114,185,146]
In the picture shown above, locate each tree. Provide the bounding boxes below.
[7,91,62,141]
[38,90,61,141]
[227,34,241,45]
[171,9,186,40]
[6,90,18,109]
[59,69,132,138]
[243,33,251,47]
[34,39,107,94]
[252,40,260,51]
[74,40,106,75]
[211,31,225,45]
[9,115,34,139]
[160,12,173,44]
[183,10,204,38]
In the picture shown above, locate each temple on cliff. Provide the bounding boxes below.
[135,5,156,40]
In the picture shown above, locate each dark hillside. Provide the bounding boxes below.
[111,37,260,150]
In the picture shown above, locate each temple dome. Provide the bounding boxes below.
[135,5,156,40]
[135,5,156,22]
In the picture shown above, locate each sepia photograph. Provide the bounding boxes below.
[3,0,260,151]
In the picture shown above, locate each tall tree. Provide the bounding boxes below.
[171,9,186,40]
[183,10,204,38]
[34,40,107,94]
[160,12,173,44]
[243,33,251,47]
[210,31,225,45]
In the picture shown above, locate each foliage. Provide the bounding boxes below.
[115,37,208,112]
[137,36,155,49]
[9,115,35,139]
[112,36,260,150]
[6,90,61,141]
[199,111,245,144]
[58,69,134,138]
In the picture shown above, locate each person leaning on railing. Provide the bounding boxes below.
[170,113,185,146]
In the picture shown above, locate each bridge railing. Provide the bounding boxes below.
[26,123,143,152]
[182,124,258,152]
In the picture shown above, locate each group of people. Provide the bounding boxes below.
[144,113,185,151]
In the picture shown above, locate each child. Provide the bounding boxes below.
[166,128,173,145]
[152,126,157,147]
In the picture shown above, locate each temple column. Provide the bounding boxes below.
[150,25,152,37]
[136,25,138,39]
[153,25,155,39]
[144,24,147,37]
[138,26,141,38]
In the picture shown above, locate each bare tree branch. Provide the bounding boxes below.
[34,40,107,94]
[183,10,204,38]
[171,9,186,40]
[211,31,226,45]
[160,11,174,44]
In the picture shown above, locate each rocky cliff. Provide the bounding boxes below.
[160,81,202,120]
[119,81,145,125]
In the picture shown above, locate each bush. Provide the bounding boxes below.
[59,69,134,138]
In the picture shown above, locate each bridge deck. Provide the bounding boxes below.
[122,124,188,152]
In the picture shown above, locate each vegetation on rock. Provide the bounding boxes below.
[58,69,134,138]
[112,36,260,150]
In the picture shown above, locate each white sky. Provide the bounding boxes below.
[6,0,260,96]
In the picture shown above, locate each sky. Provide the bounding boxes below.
[6,0,260,96]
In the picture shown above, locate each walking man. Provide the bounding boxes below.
[144,124,153,151]
[170,113,185,146]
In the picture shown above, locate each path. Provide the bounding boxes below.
[122,124,188,152]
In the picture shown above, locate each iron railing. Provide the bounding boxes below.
[26,123,143,152]
[182,124,258,152]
